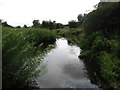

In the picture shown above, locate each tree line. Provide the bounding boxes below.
[32,20,63,30]
[1,20,64,30]
[1,14,85,29]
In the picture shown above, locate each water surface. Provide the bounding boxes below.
[36,38,98,88]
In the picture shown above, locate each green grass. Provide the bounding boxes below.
[2,27,56,88]
[56,28,84,45]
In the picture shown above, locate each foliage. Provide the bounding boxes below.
[100,52,120,88]
[42,20,63,30]
[16,26,21,28]
[23,24,28,28]
[2,21,13,28]
[79,33,120,88]
[2,27,56,88]
[68,20,79,28]
[32,20,63,30]
[56,28,84,47]
[32,20,41,28]
[83,2,120,38]
[59,2,120,88]
[77,14,84,26]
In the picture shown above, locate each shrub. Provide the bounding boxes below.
[100,52,120,88]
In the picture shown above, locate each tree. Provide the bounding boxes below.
[16,26,21,28]
[2,21,13,28]
[23,24,27,28]
[68,20,79,28]
[49,20,54,30]
[42,20,49,29]
[56,23,61,29]
[41,20,63,30]
[77,14,84,26]
[32,20,41,28]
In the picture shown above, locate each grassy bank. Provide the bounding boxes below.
[57,27,120,89]
[80,2,120,88]
[79,32,120,88]
[56,27,84,45]
[2,27,56,88]
[57,2,120,89]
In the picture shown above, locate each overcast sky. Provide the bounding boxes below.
[0,0,100,26]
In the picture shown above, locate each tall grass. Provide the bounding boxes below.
[2,27,56,88]
[56,28,84,45]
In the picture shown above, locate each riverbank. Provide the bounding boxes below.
[2,2,120,89]
[56,27,120,88]
[56,2,120,88]
[2,27,57,88]
[56,28,102,87]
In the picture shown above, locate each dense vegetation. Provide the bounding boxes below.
[57,2,120,89]
[81,2,120,88]
[2,2,120,89]
[68,14,84,28]
[2,27,56,88]
[68,20,79,28]
[32,20,63,30]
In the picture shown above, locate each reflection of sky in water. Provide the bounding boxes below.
[36,38,98,88]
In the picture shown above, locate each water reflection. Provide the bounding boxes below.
[36,38,98,88]
[62,62,85,80]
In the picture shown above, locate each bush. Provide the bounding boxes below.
[100,52,120,88]
[79,31,120,88]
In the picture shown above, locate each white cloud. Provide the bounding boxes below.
[0,0,100,26]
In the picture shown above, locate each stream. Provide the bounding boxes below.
[36,38,99,88]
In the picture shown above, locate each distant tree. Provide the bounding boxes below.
[32,20,41,28]
[49,20,53,30]
[77,14,84,26]
[16,26,21,28]
[2,22,8,26]
[50,20,57,30]
[42,21,49,28]
[56,23,63,29]
[23,24,27,28]
[2,21,13,28]
[56,23,61,29]
[41,20,63,30]
[68,20,79,28]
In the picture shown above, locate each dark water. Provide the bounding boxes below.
[36,38,99,88]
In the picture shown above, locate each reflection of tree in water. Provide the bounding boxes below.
[81,58,102,88]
